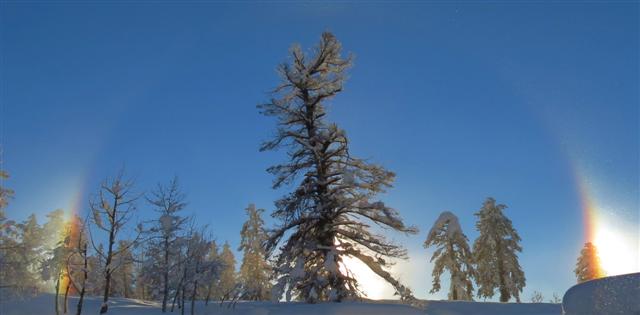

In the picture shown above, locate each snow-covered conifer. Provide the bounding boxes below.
[238,204,271,300]
[472,197,525,302]
[574,242,605,283]
[424,211,475,300]
[260,32,418,303]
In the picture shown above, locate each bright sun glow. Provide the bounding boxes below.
[593,225,637,276]
[339,256,390,300]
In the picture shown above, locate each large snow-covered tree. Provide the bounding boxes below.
[574,242,606,283]
[146,177,189,312]
[238,204,271,300]
[472,197,525,302]
[424,211,475,301]
[260,32,417,302]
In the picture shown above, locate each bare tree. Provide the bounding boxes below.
[146,177,188,312]
[530,290,544,303]
[89,171,142,314]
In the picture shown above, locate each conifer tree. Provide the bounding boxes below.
[0,169,14,218]
[260,32,417,303]
[217,242,237,300]
[18,214,44,293]
[574,242,606,283]
[424,211,475,300]
[238,204,271,300]
[0,170,23,295]
[472,197,525,302]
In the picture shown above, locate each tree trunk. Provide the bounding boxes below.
[190,280,197,315]
[171,287,179,312]
[205,283,213,306]
[76,244,88,315]
[101,200,118,314]
[63,279,71,314]
[497,243,509,302]
[180,284,186,315]
[54,276,60,315]
[162,236,170,312]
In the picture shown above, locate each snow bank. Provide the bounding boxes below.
[562,272,640,315]
[423,300,560,315]
[1,294,564,315]
[0,294,162,315]
[0,294,423,315]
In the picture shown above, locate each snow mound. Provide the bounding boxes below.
[423,300,560,315]
[562,272,640,315]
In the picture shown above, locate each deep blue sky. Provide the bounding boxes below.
[1,1,638,301]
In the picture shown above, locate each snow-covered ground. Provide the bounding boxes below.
[0,294,562,315]
[562,272,640,315]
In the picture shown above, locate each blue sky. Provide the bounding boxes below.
[1,1,638,301]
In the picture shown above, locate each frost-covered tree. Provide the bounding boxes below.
[530,290,544,303]
[260,32,418,303]
[65,216,90,315]
[184,232,220,315]
[424,211,475,301]
[238,204,271,300]
[0,170,19,293]
[146,177,188,312]
[134,247,162,300]
[39,209,69,313]
[110,240,135,298]
[0,172,41,297]
[13,214,44,293]
[0,169,13,213]
[574,242,606,283]
[41,225,70,315]
[89,171,143,313]
[217,242,237,300]
[473,197,525,302]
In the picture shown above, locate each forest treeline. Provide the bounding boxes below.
[0,32,606,314]
[0,171,272,315]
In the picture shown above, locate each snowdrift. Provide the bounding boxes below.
[423,300,560,315]
[562,272,640,315]
[0,295,426,315]
[0,294,565,315]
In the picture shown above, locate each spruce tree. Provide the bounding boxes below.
[574,242,606,283]
[472,197,525,302]
[260,32,417,303]
[424,211,475,300]
[238,204,271,300]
